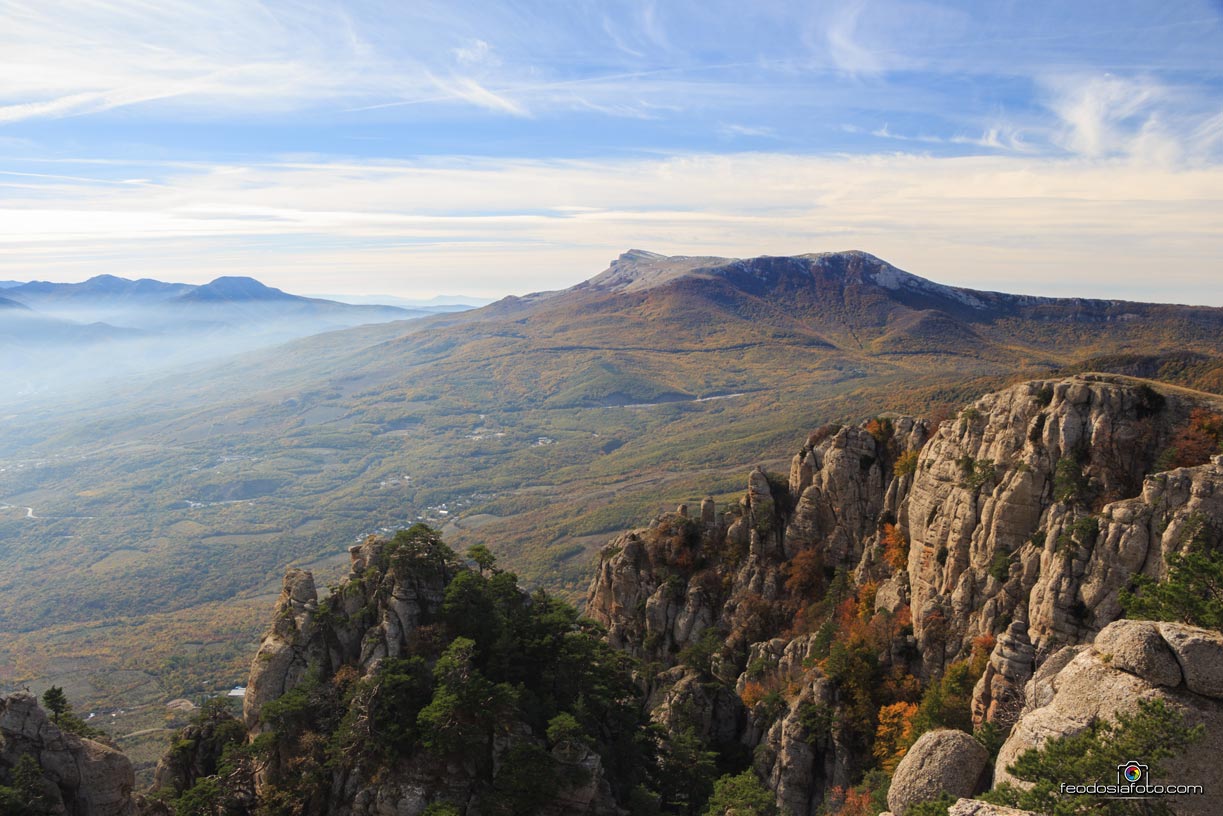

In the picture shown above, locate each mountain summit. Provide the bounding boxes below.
[583,249,1031,311]
[175,276,294,303]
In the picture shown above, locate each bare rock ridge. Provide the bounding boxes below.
[243,538,453,735]
[0,693,135,815]
[585,372,1223,814]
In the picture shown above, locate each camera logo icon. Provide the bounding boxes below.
[1118,761,1148,785]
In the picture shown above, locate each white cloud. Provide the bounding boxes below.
[1048,74,1161,158]
[452,39,496,66]
[427,75,530,117]
[0,150,1219,303]
[825,0,883,74]
[721,124,777,138]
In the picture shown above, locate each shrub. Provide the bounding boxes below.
[703,770,778,816]
[1053,458,1088,504]
[988,550,1011,582]
[797,702,834,739]
[958,458,997,491]
[873,701,918,773]
[882,524,909,571]
[546,712,588,748]
[984,698,1202,816]
[907,794,957,816]
[894,449,920,477]
[1121,512,1223,629]
[1157,408,1223,470]
[911,659,977,738]
[678,628,726,678]
[865,417,894,445]
[784,547,825,598]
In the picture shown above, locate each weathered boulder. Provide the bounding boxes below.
[1157,622,1223,698]
[0,693,135,816]
[1092,619,1181,688]
[995,620,1223,816]
[886,729,989,816]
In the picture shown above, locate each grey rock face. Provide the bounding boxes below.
[243,567,321,732]
[971,620,1035,729]
[1092,619,1182,688]
[754,676,847,816]
[0,693,135,816]
[906,375,1213,671]
[1157,623,1223,698]
[886,729,989,816]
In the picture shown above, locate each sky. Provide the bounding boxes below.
[1,1,1221,303]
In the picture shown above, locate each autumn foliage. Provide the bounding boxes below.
[1161,408,1223,470]
[882,523,909,571]
[873,701,918,772]
[784,547,825,599]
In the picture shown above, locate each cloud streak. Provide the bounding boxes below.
[0,150,1219,303]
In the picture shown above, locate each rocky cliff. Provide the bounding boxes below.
[586,373,1223,815]
[0,693,135,816]
[994,619,1223,816]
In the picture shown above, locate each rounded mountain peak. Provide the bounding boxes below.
[185,276,290,302]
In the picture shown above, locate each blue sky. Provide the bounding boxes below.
[1,1,1221,302]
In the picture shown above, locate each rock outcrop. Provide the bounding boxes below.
[243,568,323,732]
[151,703,249,804]
[906,376,1192,670]
[0,693,135,816]
[219,527,625,816]
[970,620,1034,729]
[584,374,1223,815]
[994,620,1223,816]
[885,729,989,816]
[245,536,455,734]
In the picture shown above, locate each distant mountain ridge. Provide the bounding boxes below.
[0,273,428,401]
[577,249,1198,315]
[4,273,417,313]
[6,274,193,305]
[471,249,1223,380]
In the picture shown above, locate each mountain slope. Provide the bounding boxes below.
[4,250,1223,757]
